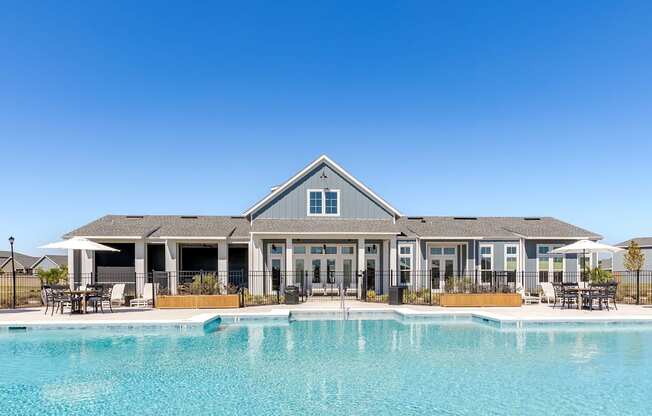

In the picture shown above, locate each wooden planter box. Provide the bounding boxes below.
[156,295,240,309]
[440,293,521,307]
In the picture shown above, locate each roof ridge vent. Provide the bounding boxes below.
[126,215,144,219]
[523,217,541,221]
[453,217,477,220]
[180,215,198,219]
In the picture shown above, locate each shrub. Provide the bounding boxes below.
[37,266,68,285]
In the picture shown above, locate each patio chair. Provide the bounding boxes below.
[516,284,540,305]
[106,283,125,308]
[51,288,75,315]
[130,283,158,307]
[87,285,106,313]
[540,282,556,305]
[42,286,54,315]
[560,283,579,309]
[599,282,618,311]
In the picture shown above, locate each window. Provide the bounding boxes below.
[270,245,283,255]
[307,189,340,216]
[325,191,338,214]
[309,191,322,214]
[324,246,337,255]
[310,246,323,255]
[505,244,518,283]
[341,246,354,255]
[505,245,518,271]
[430,247,442,255]
[537,245,564,283]
[399,244,412,284]
[480,245,493,283]
[443,247,456,255]
[294,246,306,255]
[366,244,378,254]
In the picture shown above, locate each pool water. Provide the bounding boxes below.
[0,317,650,415]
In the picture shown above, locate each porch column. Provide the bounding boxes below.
[217,241,228,288]
[389,237,397,286]
[357,238,365,273]
[250,238,264,295]
[165,240,178,295]
[67,249,75,289]
[382,240,390,294]
[285,238,293,285]
[357,238,365,295]
[135,240,145,297]
[81,249,93,286]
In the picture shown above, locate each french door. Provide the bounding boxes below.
[429,246,457,290]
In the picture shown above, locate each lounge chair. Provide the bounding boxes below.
[130,283,158,307]
[540,282,556,305]
[106,283,125,308]
[516,284,540,305]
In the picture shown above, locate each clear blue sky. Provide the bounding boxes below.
[1,0,651,255]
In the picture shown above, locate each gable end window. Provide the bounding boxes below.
[307,189,340,216]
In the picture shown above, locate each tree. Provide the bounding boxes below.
[624,241,645,272]
[37,266,69,285]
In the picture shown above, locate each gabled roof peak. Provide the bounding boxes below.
[242,155,402,218]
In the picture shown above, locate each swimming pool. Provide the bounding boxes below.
[0,316,650,415]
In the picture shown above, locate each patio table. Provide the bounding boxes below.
[564,287,602,310]
[69,290,100,314]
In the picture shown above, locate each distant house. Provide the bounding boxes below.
[0,251,67,274]
[0,251,38,274]
[31,255,68,272]
[612,238,652,270]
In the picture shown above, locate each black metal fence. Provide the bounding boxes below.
[0,273,43,308]
[5,269,652,309]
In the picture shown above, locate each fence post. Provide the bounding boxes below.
[636,270,640,305]
[151,270,156,308]
[429,270,432,305]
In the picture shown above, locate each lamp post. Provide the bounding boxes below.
[9,236,16,309]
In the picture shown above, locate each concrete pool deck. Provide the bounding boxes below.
[2,302,652,328]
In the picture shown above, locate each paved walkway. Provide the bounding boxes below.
[2,302,652,326]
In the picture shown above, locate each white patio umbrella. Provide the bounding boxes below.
[550,240,624,274]
[39,237,120,252]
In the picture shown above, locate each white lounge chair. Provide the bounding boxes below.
[130,283,158,307]
[540,282,556,304]
[103,283,125,308]
[516,284,540,305]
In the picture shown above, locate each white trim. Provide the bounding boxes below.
[250,232,398,235]
[306,189,340,217]
[479,244,494,272]
[535,244,566,282]
[75,236,142,239]
[419,236,484,240]
[398,242,413,285]
[242,155,402,218]
[504,243,519,272]
[156,236,227,240]
[526,236,598,240]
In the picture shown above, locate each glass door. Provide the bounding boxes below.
[429,246,457,291]
[267,244,285,293]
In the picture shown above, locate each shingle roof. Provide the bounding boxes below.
[64,215,601,240]
[42,255,68,267]
[399,217,601,239]
[64,215,251,239]
[615,237,652,248]
[0,251,39,269]
[251,219,401,234]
